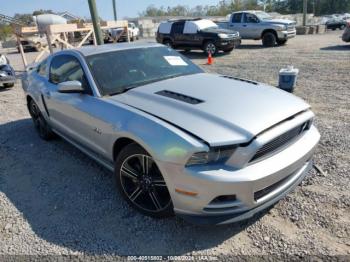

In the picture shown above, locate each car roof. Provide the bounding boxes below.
[164,18,202,23]
[72,42,164,56]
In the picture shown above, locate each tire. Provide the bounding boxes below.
[28,100,55,140]
[203,41,218,55]
[223,47,234,53]
[262,32,277,47]
[3,83,14,88]
[163,39,173,48]
[277,39,288,46]
[115,143,174,218]
[340,25,345,30]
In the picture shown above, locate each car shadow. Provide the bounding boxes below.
[179,50,227,59]
[0,119,267,255]
[320,45,350,51]
[236,44,265,50]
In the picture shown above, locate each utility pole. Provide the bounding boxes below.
[112,0,117,21]
[303,0,308,26]
[88,0,103,45]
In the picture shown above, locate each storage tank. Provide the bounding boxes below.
[34,14,67,33]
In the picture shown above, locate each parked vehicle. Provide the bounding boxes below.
[17,36,56,53]
[0,55,15,88]
[342,21,350,42]
[217,11,296,47]
[109,23,140,42]
[22,43,320,225]
[326,19,347,30]
[156,19,241,55]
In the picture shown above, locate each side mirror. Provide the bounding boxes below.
[58,80,84,93]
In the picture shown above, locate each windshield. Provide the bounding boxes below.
[195,19,219,30]
[86,46,203,96]
[255,12,272,20]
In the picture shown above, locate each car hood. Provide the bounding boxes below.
[108,73,310,146]
[261,18,296,25]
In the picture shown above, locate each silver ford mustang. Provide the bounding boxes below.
[22,43,320,225]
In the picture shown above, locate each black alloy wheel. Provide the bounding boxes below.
[29,100,54,140]
[115,143,173,217]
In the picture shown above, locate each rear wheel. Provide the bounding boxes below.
[115,143,174,218]
[28,100,55,140]
[203,41,218,55]
[163,39,173,48]
[262,32,277,47]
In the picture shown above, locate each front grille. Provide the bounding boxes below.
[254,174,293,201]
[250,122,309,163]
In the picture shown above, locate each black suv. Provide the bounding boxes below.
[326,19,347,30]
[156,19,241,55]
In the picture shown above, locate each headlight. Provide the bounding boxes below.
[0,71,8,77]
[186,146,236,166]
[218,33,229,39]
[276,25,287,31]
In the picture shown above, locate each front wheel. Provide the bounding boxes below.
[340,25,345,30]
[262,32,277,47]
[115,143,174,218]
[28,100,55,140]
[203,41,218,55]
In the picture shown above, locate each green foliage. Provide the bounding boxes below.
[32,9,54,16]
[0,24,13,41]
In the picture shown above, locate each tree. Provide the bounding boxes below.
[0,24,13,41]
[32,9,54,16]
[13,13,34,25]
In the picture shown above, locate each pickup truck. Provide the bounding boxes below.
[217,11,296,47]
[109,23,140,42]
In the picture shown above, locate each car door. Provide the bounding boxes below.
[170,21,186,46]
[241,13,261,38]
[182,21,202,48]
[43,54,106,154]
[228,13,245,37]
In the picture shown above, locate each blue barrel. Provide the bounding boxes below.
[278,66,299,93]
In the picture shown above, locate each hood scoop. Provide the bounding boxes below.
[155,90,204,105]
[221,75,258,85]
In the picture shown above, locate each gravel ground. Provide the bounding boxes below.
[0,31,349,259]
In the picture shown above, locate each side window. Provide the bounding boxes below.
[244,13,259,23]
[232,13,242,23]
[171,22,185,34]
[37,59,47,77]
[49,55,92,95]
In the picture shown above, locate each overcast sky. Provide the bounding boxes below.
[2,0,219,19]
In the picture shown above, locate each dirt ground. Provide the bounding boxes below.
[0,31,349,259]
